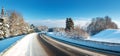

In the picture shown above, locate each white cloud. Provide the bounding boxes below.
[26,19,90,28]
[25,18,120,29]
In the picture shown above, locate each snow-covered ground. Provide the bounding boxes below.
[1,33,49,56]
[0,35,25,53]
[0,33,34,56]
[89,29,120,43]
[46,31,120,53]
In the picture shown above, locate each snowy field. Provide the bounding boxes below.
[89,29,120,43]
[0,35,25,53]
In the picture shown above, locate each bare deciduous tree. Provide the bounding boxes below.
[87,16,118,35]
[8,11,30,36]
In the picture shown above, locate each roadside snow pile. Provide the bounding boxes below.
[89,29,120,43]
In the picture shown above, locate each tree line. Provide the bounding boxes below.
[65,16,118,39]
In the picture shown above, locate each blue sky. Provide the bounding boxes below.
[0,0,120,27]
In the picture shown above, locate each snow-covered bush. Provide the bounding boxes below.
[64,18,90,39]
[65,26,90,39]
[52,27,90,39]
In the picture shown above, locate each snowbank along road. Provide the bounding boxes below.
[1,33,50,56]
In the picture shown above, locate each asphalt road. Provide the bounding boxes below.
[38,34,68,56]
[40,34,117,56]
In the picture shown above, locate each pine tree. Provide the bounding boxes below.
[65,18,74,32]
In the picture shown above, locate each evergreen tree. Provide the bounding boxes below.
[65,18,74,32]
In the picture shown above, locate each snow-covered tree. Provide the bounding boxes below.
[29,24,39,32]
[0,7,10,39]
[87,16,118,35]
[65,18,89,39]
[66,26,90,39]
[8,11,30,36]
[37,26,48,32]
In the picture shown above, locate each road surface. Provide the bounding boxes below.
[1,33,117,56]
[1,33,52,56]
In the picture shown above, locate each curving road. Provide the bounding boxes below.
[1,33,117,56]
[1,33,54,56]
